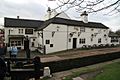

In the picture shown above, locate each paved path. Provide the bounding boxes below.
[73,77,84,80]
[41,47,120,62]
[5,47,120,63]
[41,56,62,62]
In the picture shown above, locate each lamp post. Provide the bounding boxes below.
[24,36,30,59]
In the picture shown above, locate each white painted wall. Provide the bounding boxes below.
[4,27,38,51]
[67,26,110,48]
[37,23,110,54]
[42,24,68,53]
[5,23,119,54]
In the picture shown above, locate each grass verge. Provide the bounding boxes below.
[90,61,120,80]
[62,59,120,80]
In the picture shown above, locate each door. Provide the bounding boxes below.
[73,38,77,48]
[24,39,29,50]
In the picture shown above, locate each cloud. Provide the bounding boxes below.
[0,0,46,20]
[103,14,120,31]
[0,0,120,31]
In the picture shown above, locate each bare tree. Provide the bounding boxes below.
[115,29,120,35]
[53,0,120,14]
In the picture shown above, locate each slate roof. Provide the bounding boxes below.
[4,17,109,30]
[37,17,109,30]
[4,17,44,28]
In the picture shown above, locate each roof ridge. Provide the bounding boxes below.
[50,17,104,24]
[4,17,44,22]
[4,17,44,28]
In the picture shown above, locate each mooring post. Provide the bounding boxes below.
[33,56,42,80]
[7,60,10,75]
[43,67,51,77]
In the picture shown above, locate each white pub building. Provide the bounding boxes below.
[4,10,118,54]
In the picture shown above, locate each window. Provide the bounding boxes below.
[80,27,85,32]
[91,38,93,42]
[98,38,101,43]
[56,26,60,31]
[9,30,10,35]
[25,29,33,34]
[83,38,85,44]
[46,40,50,44]
[79,38,85,44]
[105,38,107,41]
[111,37,118,42]
[18,29,23,34]
[18,41,21,46]
[50,44,53,47]
[10,40,22,46]
[0,29,3,33]
[11,41,14,46]
[69,39,71,42]
[32,42,34,47]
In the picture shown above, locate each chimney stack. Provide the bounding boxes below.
[17,16,19,19]
[80,11,88,23]
[47,7,52,19]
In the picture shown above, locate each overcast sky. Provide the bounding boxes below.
[0,0,120,31]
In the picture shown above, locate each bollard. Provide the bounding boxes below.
[43,67,51,77]
[6,60,10,76]
[33,56,41,80]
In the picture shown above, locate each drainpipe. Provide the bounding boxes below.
[42,30,46,54]
[67,25,69,50]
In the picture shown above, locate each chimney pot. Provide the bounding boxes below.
[17,16,19,19]
[81,11,88,23]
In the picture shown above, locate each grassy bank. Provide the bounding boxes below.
[62,59,120,80]
[91,61,120,80]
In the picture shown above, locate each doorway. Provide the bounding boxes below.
[73,38,77,48]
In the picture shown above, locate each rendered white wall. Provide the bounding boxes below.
[39,23,110,54]
[43,24,68,53]
[4,27,38,51]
